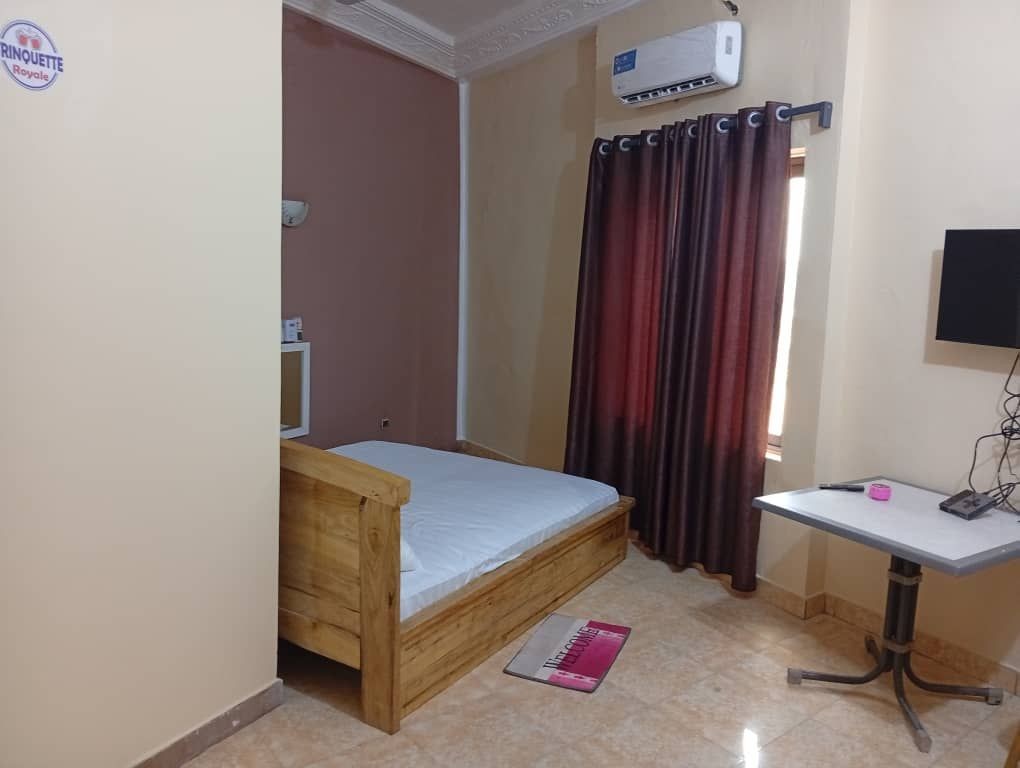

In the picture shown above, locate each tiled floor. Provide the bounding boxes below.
[185,545,1019,767]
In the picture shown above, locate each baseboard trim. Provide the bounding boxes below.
[804,591,827,619]
[753,578,1020,694]
[755,577,825,620]
[455,439,524,465]
[823,594,1020,694]
[133,679,284,768]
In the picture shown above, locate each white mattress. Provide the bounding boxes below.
[329,441,620,621]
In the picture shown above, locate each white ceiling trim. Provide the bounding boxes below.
[455,0,644,78]
[283,0,645,80]
[284,0,458,77]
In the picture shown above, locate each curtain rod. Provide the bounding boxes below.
[718,101,833,132]
[605,101,834,153]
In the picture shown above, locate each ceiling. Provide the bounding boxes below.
[283,0,645,80]
[380,0,507,38]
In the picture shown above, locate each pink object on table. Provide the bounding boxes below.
[869,483,892,501]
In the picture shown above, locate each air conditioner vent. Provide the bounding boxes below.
[621,75,717,106]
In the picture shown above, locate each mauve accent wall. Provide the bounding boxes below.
[282,9,459,450]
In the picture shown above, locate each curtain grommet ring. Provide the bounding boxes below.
[646,132,660,147]
[776,105,792,122]
[747,110,764,128]
[715,117,732,134]
[619,137,633,152]
[686,123,698,138]
[598,141,611,156]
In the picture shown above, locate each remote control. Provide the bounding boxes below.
[818,483,866,492]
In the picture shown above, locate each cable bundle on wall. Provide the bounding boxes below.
[967,351,1020,513]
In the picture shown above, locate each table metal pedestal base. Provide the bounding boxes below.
[786,555,1003,753]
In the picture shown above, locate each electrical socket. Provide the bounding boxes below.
[380,418,391,429]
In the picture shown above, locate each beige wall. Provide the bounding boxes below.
[465,0,1020,670]
[466,33,596,469]
[0,3,281,767]
[823,0,1020,670]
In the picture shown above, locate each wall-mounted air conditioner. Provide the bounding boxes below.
[612,21,742,108]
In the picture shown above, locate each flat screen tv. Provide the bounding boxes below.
[935,229,1020,349]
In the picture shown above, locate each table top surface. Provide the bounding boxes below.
[753,478,1020,575]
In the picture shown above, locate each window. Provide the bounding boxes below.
[767,152,806,452]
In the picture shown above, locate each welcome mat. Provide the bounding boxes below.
[503,614,631,692]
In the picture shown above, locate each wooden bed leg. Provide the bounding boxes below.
[1005,725,1020,768]
[359,498,401,734]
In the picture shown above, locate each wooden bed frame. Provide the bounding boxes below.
[1006,726,1020,768]
[278,439,633,733]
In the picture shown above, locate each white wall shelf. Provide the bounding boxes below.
[281,342,310,440]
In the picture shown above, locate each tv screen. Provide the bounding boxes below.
[936,229,1020,349]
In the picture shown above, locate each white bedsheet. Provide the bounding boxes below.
[329,441,620,621]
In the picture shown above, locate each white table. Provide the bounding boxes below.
[753,478,1020,753]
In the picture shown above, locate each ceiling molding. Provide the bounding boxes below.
[284,0,645,80]
[284,0,458,77]
[455,0,644,78]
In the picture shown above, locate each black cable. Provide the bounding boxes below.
[967,351,1020,513]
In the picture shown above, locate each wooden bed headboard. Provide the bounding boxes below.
[278,439,409,732]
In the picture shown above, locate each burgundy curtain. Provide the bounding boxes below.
[565,102,791,591]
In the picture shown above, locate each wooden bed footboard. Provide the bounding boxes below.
[399,497,632,719]
[278,439,633,734]
[278,439,407,732]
